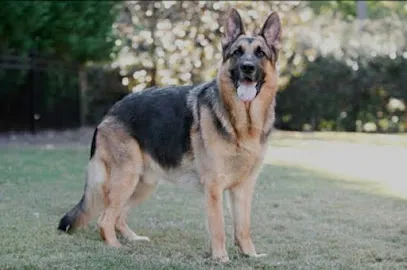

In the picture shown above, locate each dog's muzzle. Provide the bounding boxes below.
[236,62,261,102]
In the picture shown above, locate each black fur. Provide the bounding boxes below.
[246,37,255,44]
[221,9,244,59]
[195,80,233,141]
[260,125,273,144]
[57,195,85,233]
[89,128,98,159]
[107,85,195,169]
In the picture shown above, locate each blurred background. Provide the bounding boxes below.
[0,1,406,134]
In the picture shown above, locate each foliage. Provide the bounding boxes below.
[0,1,120,62]
[0,64,81,132]
[276,14,407,132]
[1,0,406,133]
[113,1,305,91]
[110,1,406,133]
[85,66,128,125]
[0,1,122,131]
[308,1,407,21]
[276,55,407,132]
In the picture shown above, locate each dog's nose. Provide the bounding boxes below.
[240,62,256,74]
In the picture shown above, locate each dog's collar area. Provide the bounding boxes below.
[255,80,264,94]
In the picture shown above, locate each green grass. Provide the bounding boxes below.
[0,145,406,269]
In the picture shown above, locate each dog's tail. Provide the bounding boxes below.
[58,128,106,233]
[57,194,87,233]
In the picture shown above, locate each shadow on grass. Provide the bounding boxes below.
[249,164,407,268]
[59,164,407,269]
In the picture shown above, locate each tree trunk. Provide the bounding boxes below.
[29,49,37,134]
[356,1,368,20]
[356,1,368,32]
[79,65,88,127]
[149,3,157,87]
[354,1,368,131]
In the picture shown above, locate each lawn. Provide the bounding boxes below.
[0,137,406,269]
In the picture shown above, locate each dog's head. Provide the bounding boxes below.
[219,9,282,102]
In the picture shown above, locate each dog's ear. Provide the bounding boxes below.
[221,8,245,50]
[260,12,282,51]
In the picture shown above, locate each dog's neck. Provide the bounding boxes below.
[215,73,277,143]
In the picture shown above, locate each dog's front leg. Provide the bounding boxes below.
[205,183,229,263]
[230,176,266,258]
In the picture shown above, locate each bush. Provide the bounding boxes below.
[0,58,80,132]
[85,66,128,125]
[275,16,407,133]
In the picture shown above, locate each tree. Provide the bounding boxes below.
[0,1,119,62]
[0,1,121,126]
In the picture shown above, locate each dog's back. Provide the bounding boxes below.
[106,85,196,168]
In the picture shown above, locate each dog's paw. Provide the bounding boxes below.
[214,255,230,263]
[244,252,267,258]
[211,251,230,263]
[107,241,122,248]
[251,253,267,258]
[128,235,150,242]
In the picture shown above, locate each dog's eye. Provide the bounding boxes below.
[233,47,244,57]
[255,47,266,58]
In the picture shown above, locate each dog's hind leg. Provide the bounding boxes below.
[115,179,157,241]
[98,166,140,247]
[97,134,144,248]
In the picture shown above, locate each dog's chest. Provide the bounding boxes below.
[223,142,265,182]
[197,134,265,185]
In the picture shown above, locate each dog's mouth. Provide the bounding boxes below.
[236,79,259,102]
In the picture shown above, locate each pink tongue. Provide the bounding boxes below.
[237,81,257,101]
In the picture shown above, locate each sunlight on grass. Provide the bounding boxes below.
[266,140,407,199]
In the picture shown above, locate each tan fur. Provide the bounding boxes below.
[82,50,277,261]
[192,66,275,261]
[84,118,148,247]
[73,10,281,263]
[190,33,279,261]
[81,117,201,248]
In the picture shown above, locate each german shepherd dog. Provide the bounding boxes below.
[58,9,281,262]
